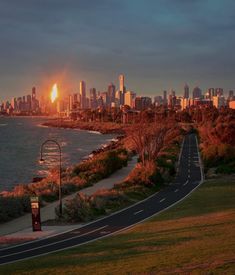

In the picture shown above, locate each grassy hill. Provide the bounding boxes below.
[1,175,235,274]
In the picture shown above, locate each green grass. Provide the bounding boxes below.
[1,176,235,274]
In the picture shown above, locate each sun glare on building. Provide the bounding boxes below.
[51,83,58,103]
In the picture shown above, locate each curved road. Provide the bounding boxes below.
[0,133,203,265]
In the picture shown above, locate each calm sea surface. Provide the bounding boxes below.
[0,117,115,191]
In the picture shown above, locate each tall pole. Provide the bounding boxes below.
[40,139,62,217]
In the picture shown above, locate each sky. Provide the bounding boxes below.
[0,0,235,100]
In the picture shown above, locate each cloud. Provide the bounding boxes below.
[0,0,235,99]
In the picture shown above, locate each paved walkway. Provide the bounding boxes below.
[0,156,137,237]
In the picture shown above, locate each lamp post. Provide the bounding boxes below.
[39,139,62,217]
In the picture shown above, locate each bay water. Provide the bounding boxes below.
[0,117,115,191]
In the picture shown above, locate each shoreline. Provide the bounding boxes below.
[39,119,125,161]
[42,119,125,135]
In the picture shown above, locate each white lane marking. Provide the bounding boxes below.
[174,189,179,192]
[0,225,108,259]
[134,210,144,215]
[183,180,189,186]
[71,231,80,234]
[188,169,190,173]
[160,198,166,203]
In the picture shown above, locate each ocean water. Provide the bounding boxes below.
[0,117,115,191]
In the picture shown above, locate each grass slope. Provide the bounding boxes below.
[1,176,235,274]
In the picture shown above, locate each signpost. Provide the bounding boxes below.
[30,196,41,231]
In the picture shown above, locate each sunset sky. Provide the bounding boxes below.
[0,0,235,100]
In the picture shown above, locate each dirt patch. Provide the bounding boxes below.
[0,236,36,248]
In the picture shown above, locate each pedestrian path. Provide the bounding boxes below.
[0,156,137,237]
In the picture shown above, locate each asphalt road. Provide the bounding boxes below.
[0,133,203,265]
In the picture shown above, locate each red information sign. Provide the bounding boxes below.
[30,197,41,231]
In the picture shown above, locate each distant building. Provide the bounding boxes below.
[26,95,31,111]
[80,81,86,109]
[213,95,226,108]
[192,86,202,99]
[32,87,36,101]
[168,94,177,108]
[31,87,39,112]
[57,100,65,113]
[184,84,189,98]
[68,95,73,112]
[154,96,163,106]
[11,97,16,110]
[181,98,189,110]
[115,90,122,106]
[119,74,126,105]
[108,83,115,105]
[215,88,223,96]
[90,88,97,109]
[229,100,235,109]
[228,90,234,99]
[163,90,167,105]
[119,74,125,93]
[169,89,176,97]
[125,91,136,108]
[134,96,152,111]
[100,91,108,105]
[208,88,216,98]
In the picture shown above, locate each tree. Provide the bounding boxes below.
[128,122,171,167]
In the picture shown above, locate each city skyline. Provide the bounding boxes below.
[1,73,234,116]
[0,0,235,100]
[0,76,234,103]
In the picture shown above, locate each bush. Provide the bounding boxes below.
[202,144,235,169]
[59,189,131,222]
[0,196,31,223]
[216,162,235,174]
[71,149,128,182]
[149,170,165,184]
[157,156,176,177]
[59,193,94,222]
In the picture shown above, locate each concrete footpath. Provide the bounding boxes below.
[0,156,137,243]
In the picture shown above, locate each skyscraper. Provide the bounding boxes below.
[213,95,225,108]
[119,74,125,93]
[169,89,176,97]
[11,97,16,110]
[80,81,86,109]
[229,90,234,99]
[208,88,215,98]
[119,74,126,105]
[184,84,189,98]
[192,86,202,99]
[26,94,31,111]
[108,83,116,104]
[90,88,97,109]
[215,88,223,97]
[125,91,136,108]
[32,87,36,100]
[163,90,167,105]
[69,94,73,111]
[31,86,39,112]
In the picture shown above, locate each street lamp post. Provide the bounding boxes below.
[39,139,62,217]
